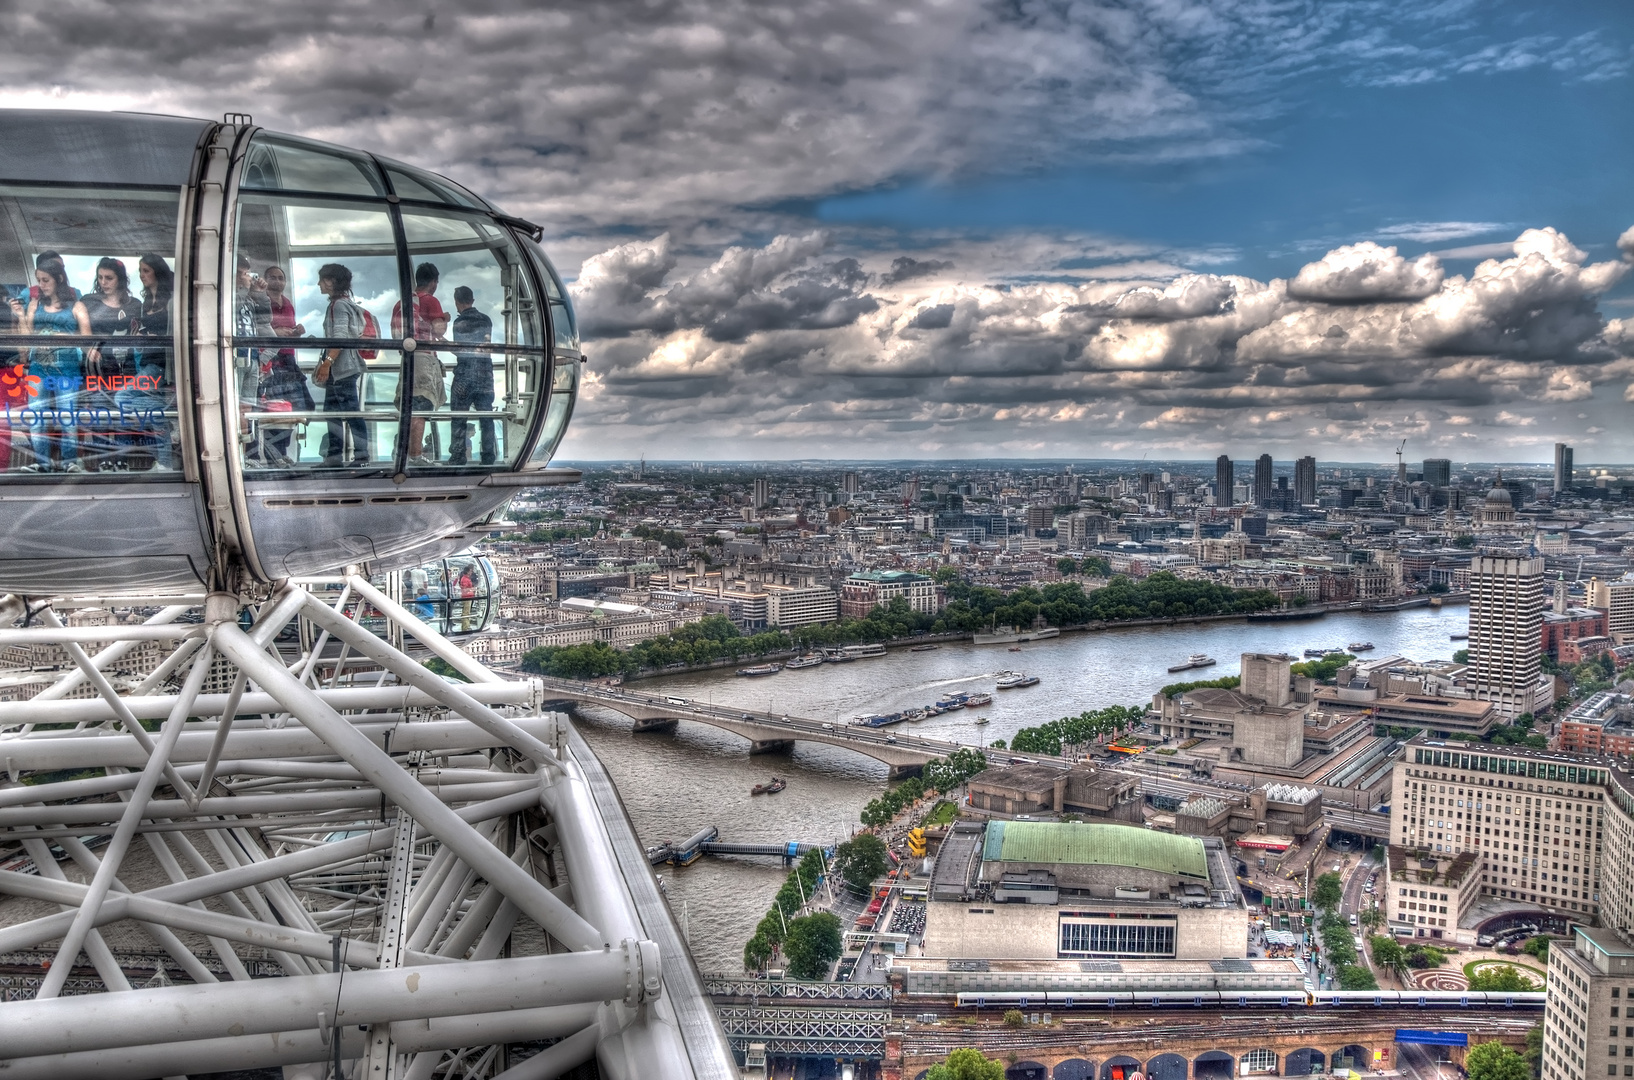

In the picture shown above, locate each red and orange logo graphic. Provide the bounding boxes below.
[1,363,40,405]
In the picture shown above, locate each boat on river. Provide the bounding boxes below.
[996,670,1039,689]
[1167,653,1217,673]
[832,643,886,661]
[973,715,990,726]
[973,626,1061,645]
[910,644,940,652]
[1450,632,1469,641]
[1347,641,1375,652]
[751,777,786,795]
[1246,607,1324,622]
[934,694,968,711]
[964,692,993,707]
[783,654,824,669]
[736,663,781,677]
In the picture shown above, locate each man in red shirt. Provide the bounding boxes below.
[391,262,449,465]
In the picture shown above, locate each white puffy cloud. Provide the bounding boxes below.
[567,225,1634,457]
[1286,242,1444,302]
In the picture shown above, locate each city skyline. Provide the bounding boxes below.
[1,2,1630,463]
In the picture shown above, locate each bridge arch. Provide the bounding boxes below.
[1334,1045,1371,1072]
[1101,1055,1143,1080]
[1007,1063,1048,1080]
[1286,1048,1326,1076]
[545,688,939,776]
[1194,1050,1235,1080]
[1146,1053,1187,1080]
[1240,1048,1277,1074]
[1054,1060,1095,1080]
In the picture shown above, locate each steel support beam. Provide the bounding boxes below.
[1,947,657,1059]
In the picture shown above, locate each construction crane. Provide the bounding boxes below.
[1395,439,1407,484]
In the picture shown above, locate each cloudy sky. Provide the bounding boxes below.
[7,0,1633,463]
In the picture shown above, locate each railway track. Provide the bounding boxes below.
[900,1008,1539,1056]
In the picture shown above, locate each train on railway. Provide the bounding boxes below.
[955,988,1546,1010]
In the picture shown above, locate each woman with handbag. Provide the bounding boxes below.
[256,264,314,467]
[315,263,370,466]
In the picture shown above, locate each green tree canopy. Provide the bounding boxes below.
[832,834,889,893]
[1368,935,1404,970]
[782,912,843,980]
[1464,1040,1531,1080]
[926,1048,1007,1080]
[1311,872,1343,912]
[1339,964,1378,990]
[1469,965,1540,992]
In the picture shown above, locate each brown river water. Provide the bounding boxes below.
[573,604,1469,969]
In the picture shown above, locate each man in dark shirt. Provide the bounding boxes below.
[448,285,496,465]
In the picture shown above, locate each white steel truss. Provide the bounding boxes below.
[0,577,736,1080]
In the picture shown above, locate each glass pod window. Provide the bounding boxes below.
[233,192,403,472]
[231,132,554,476]
[396,209,545,471]
[0,184,182,477]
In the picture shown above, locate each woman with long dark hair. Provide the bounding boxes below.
[16,258,90,472]
[115,253,177,469]
[83,257,141,469]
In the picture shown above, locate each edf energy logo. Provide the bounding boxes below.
[3,370,167,432]
[1,363,39,405]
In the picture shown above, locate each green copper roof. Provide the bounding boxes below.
[982,821,1209,881]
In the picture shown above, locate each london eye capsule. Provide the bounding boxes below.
[0,110,581,594]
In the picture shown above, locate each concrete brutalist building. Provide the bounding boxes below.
[964,762,1142,821]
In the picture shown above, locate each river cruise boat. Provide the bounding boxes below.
[996,671,1040,689]
[973,626,1061,645]
[1450,632,1469,641]
[964,691,993,707]
[837,643,886,660]
[1166,653,1217,673]
[1303,648,1340,658]
[783,654,824,669]
[933,693,968,711]
[853,712,908,728]
[910,643,940,652]
[1347,641,1375,652]
[736,663,782,677]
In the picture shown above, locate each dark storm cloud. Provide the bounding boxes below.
[881,257,956,286]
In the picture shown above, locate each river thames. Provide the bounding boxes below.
[573,603,1470,969]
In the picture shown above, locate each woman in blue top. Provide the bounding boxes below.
[15,258,90,472]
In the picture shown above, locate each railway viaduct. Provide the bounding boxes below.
[894,1010,1535,1080]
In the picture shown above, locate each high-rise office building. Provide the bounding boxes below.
[1469,555,1545,717]
[753,477,770,509]
[1215,455,1234,507]
[1294,456,1316,506]
[842,471,859,494]
[1591,574,1634,643]
[1422,458,1452,488]
[1554,443,1574,493]
[1253,454,1273,507]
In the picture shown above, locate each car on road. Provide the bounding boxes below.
[885,735,897,743]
